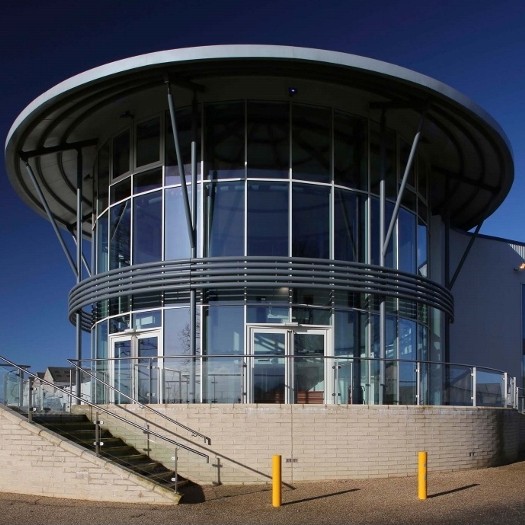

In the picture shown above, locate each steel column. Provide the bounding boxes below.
[378,111,386,405]
[166,81,195,249]
[383,110,426,256]
[20,158,77,276]
[75,148,83,402]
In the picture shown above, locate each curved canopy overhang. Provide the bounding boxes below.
[5,44,514,236]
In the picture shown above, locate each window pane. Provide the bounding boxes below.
[247,102,289,178]
[334,112,367,190]
[164,308,191,356]
[165,186,192,260]
[292,183,329,258]
[398,208,416,273]
[370,197,394,267]
[292,104,331,183]
[165,107,200,184]
[136,117,160,167]
[205,102,244,180]
[133,190,162,264]
[134,168,162,194]
[110,201,131,269]
[205,306,244,355]
[206,181,244,256]
[97,143,110,213]
[113,130,130,177]
[96,211,109,273]
[334,189,360,262]
[247,305,289,323]
[370,123,396,197]
[247,182,288,256]
[417,220,428,277]
[133,310,161,329]
[110,177,131,204]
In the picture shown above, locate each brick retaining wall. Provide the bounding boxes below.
[74,404,525,485]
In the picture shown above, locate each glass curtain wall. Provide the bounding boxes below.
[91,99,434,405]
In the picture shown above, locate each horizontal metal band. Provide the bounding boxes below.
[69,257,453,323]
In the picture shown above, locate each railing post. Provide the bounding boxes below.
[472,367,477,407]
[18,369,24,410]
[172,448,179,493]
[94,412,104,456]
[416,361,421,406]
[27,376,34,423]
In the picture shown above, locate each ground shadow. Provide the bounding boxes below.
[282,488,360,506]
[179,482,206,504]
[428,483,479,498]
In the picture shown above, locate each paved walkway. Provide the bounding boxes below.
[1,461,525,524]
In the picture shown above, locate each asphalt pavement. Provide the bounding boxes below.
[1,460,525,524]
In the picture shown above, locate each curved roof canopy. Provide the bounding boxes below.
[5,44,514,235]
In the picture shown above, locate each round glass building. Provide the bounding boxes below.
[5,45,513,407]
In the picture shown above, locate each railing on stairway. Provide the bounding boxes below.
[0,355,209,486]
[67,358,211,444]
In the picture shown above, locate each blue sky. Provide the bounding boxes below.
[2,0,525,371]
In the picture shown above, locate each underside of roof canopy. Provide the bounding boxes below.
[5,45,513,237]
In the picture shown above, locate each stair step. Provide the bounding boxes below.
[32,413,191,495]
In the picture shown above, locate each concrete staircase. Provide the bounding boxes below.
[32,413,191,495]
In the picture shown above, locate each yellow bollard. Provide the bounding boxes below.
[418,451,427,500]
[272,454,282,507]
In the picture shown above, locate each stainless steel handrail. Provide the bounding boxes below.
[68,358,211,444]
[0,355,209,461]
[73,353,514,409]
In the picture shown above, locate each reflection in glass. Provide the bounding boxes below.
[136,117,160,167]
[247,102,289,178]
[292,184,329,258]
[370,123,396,197]
[247,305,289,323]
[247,182,288,256]
[398,208,416,273]
[97,143,110,212]
[165,107,200,183]
[205,305,244,355]
[370,198,394,267]
[334,189,359,262]
[165,186,192,260]
[110,178,131,204]
[292,104,330,183]
[334,112,367,190]
[253,331,285,403]
[96,211,108,273]
[133,190,162,264]
[114,340,131,404]
[206,181,244,256]
[204,357,243,403]
[137,336,158,404]
[205,102,244,180]
[294,333,324,403]
[110,201,131,269]
[133,168,162,194]
[417,220,428,277]
[113,130,130,177]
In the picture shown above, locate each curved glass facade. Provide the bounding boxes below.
[91,100,439,405]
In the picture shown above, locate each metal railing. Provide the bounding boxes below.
[38,354,520,410]
[0,355,209,462]
[67,359,211,444]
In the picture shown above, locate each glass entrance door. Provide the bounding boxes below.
[248,326,329,404]
[110,330,162,404]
